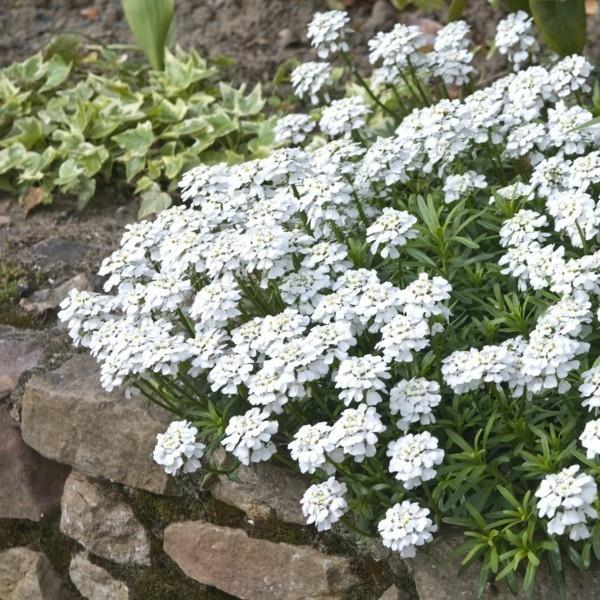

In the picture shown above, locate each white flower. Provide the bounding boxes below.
[301,477,348,531]
[222,408,279,465]
[289,422,339,474]
[190,275,241,329]
[390,378,442,431]
[275,114,316,145]
[397,273,452,320]
[550,55,592,98]
[335,354,390,406]
[580,419,600,459]
[580,366,600,410]
[536,465,598,541]
[376,314,430,363]
[208,352,254,394]
[307,10,351,59]
[368,24,427,85]
[495,11,539,70]
[153,420,205,475]
[291,62,332,105]
[319,97,371,138]
[366,208,418,258]
[443,171,487,203]
[387,432,444,489]
[328,404,386,463]
[378,501,437,557]
[499,210,549,248]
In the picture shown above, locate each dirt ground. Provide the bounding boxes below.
[0,0,511,83]
[1,0,599,321]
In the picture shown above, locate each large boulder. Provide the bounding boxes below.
[69,553,129,600]
[21,354,173,495]
[163,521,357,600]
[0,547,62,600]
[211,461,309,525]
[60,471,151,566]
[0,407,69,521]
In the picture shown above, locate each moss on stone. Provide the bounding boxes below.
[0,259,49,328]
[0,513,82,597]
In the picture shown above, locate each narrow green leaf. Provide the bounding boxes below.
[121,0,175,70]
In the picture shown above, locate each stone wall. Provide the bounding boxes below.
[1,327,600,600]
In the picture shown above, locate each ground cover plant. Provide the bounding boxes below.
[0,42,274,215]
[60,9,600,597]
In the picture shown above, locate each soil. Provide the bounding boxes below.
[0,0,527,84]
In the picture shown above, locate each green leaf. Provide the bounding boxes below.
[0,144,29,175]
[121,0,175,70]
[529,0,586,56]
[112,121,155,156]
[39,55,72,92]
[1,117,43,149]
[448,0,469,20]
[138,184,172,218]
[162,117,209,138]
[219,82,265,117]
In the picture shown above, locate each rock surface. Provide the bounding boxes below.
[60,471,151,566]
[69,553,129,600]
[0,547,62,600]
[20,273,94,314]
[0,407,69,521]
[163,521,357,600]
[211,461,309,525]
[21,354,173,495]
[0,325,47,398]
[379,585,402,600]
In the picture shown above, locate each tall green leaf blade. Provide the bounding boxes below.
[121,0,174,70]
[529,0,586,56]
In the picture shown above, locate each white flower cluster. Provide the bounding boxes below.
[307,10,351,59]
[495,10,539,70]
[275,114,316,146]
[536,465,598,540]
[378,501,437,557]
[369,20,474,88]
[387,432,444,489]
[301,476,348,531]
[60,11,600,557]
[153,420,205,475]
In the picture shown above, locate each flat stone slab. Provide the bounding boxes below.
[164,521,357,600]
[0,407,69,521]
[20,273,93,314]
[0,326,46,399]
[21,354,173,495]
[0,547,62,600]
[69,553,129,600]
[211,461,309,525]
[60,471,151,566]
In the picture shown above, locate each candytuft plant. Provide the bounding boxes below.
[60,9,600,597]
[0,44,274,215]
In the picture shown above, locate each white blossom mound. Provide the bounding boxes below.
[60,11,600,566]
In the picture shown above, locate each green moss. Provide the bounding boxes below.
[0,259,48,328]
[0,260,26,304]
[0,513,81,596]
